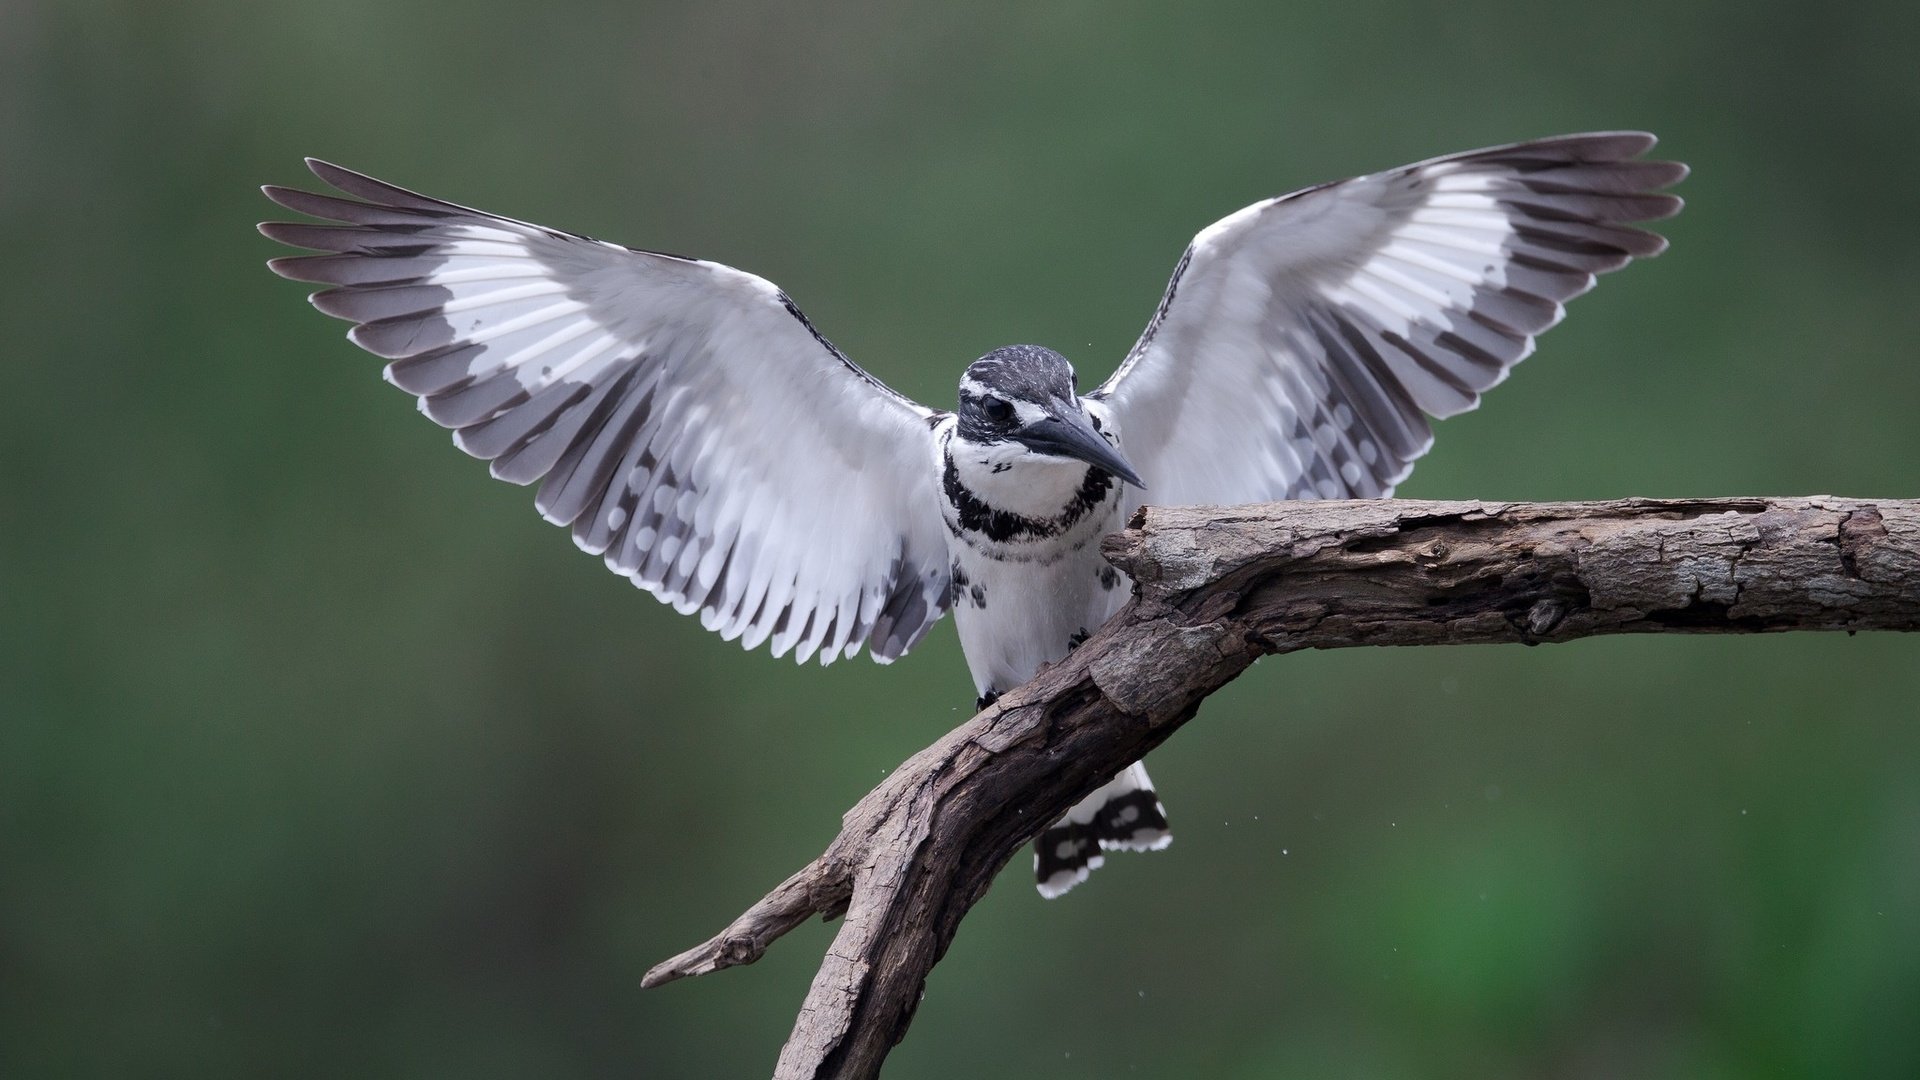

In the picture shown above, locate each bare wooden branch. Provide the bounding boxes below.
[643,497,1920,1079]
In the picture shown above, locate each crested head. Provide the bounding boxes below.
[951,344,1145,490]
[956,344,1077,442]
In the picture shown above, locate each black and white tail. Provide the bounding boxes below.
[1034,762,1171,898]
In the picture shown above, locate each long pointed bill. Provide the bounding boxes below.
[1018,404,1147,489]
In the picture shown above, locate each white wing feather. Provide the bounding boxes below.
[263,161,950,665]
[1095,132,1686,507]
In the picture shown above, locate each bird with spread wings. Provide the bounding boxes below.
[262,131,1684,891]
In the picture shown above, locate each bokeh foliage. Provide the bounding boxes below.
[4,1,1918,1076]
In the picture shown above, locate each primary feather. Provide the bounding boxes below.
[262,161,951,665]
[1094,131,1685,510]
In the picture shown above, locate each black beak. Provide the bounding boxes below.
[1018,401,1147,489]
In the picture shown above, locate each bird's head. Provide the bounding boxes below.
[955,345,1145,489]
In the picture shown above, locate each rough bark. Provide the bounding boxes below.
[641,497,1920,1080]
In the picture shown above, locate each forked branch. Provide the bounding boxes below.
[643,497,1920,1080]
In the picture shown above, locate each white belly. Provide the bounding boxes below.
[933,404,1134,700]
[948,508,1130,699]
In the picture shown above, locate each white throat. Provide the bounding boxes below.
[945,397,1126,520]
[949,437,1100,519]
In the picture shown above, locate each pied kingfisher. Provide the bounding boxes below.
[262,133,1684,896]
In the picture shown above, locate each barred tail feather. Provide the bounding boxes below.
[1034,762,1171,898]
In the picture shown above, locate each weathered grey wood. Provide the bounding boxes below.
[642,497,1920,1080]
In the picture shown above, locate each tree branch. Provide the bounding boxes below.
[642,497,1920,1079]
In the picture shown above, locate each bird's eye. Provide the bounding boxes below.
[981,396,1014,423]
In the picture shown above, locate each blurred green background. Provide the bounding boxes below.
[5,0,1918,1076]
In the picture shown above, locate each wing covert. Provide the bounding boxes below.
[262,161,950,664]
[1094,132,1686,508]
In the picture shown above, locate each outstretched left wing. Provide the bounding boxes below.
[1094,132,1685,507]
[262,161,951,665]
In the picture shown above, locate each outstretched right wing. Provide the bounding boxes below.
[1095,132,1685,507]
[262,160,950,665]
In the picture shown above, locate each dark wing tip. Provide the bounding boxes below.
[1565,129,1659,156]
[1644,190,1686,220]
[1619,159,1691,191]
[256,219,339,249]
[301,158,457,214]
[304,158,380,194]
[1624,157,1689,195]
[260,183,333,218]
[306,287,357,318]
[264,254,312,280]
[1466,131,1662,169]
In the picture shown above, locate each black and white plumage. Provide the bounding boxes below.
[262,162,951,665]
[262,132,1684,897]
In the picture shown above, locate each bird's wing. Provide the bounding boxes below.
[1092,132,1685,506]
[262,161,951,665]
